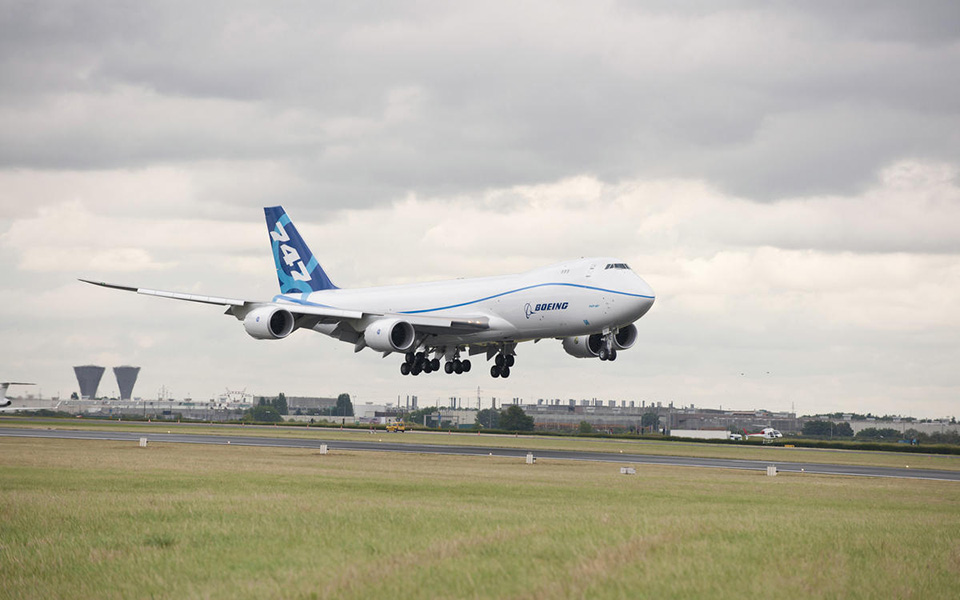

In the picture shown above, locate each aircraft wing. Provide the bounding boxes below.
[79,279,364,321]
[79,279,247,307]
[79,279,488,332]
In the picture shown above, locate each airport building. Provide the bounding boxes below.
[286,396,339,412]
[73,365,105,400]
[524,402,801,434]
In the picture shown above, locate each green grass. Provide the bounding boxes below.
[1,437,958,599]
[4,416,960,471]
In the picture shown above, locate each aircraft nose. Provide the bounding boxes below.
[635,275,655,302]
[631,275,655,318]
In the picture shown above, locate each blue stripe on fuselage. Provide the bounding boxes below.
[272,282,654,314]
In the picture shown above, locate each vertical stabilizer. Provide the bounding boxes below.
[264,206,338,294]
[0,382,34,406]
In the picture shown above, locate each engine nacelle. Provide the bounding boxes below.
[562,334,603,358]
[364,318,416,353]
[243,306,296,340]
[613,324,638,350]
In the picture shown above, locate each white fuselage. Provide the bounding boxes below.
[276,257,655,345]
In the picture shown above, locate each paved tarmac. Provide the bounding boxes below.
[1,426,957,481]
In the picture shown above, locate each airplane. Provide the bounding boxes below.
[0,382,47,412]
[744,427,783,440]
[81,206,655,378]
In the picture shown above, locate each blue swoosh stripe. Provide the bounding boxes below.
[274,283,653,315]
[399,283,653,314]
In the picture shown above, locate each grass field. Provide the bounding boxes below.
[1,437,958,599]
[3,416,960,472]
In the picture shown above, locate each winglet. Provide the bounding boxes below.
[263,206,338,294]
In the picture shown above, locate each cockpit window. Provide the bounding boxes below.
[604,263,630,270]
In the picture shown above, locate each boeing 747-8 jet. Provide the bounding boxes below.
[82,207,655,378]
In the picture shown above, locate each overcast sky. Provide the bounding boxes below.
[2,1,958,417]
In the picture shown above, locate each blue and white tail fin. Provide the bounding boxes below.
[264,206,338,294]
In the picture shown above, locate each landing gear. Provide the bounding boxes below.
[443,358,471,375]
[401,348,472,376]
[598,334,618,361]
[490,349,515,378]
[401,351,427,376]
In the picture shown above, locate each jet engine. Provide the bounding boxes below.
[613,324,638,350]
[364,318,416,353]
[243,306,296,340]
[562,333,603,358]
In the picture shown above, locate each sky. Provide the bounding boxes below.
[1,1,959,418]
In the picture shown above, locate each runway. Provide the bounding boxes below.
[1,426,958,481]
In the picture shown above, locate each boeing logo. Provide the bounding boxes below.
[524,301,569,319]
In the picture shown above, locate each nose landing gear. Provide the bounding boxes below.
[598,333,618,361]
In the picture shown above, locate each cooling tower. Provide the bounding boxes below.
[73,365,105,400]
[113,366,141,401]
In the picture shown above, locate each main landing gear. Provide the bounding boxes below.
[443,359,471,374]
[489,352,515,378]
[400,351,470,376]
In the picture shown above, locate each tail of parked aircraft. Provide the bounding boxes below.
[1,382,34,407]
[263,206,338,294]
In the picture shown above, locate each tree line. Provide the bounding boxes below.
[802,420,960,444]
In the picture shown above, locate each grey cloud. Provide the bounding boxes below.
[2,1,959,207]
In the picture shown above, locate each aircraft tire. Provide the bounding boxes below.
[462,360,471,372]
[444,362,454,374]
[495,354,505,368]
[405,352,416,364]
[411,365,421,376]
[505,354,515,367]
[500,366,511,378]
[609,349,617,361]
[400,363,411,376]
[431,358,440,371]
[490,365,500,378]
[598,347,609,361]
